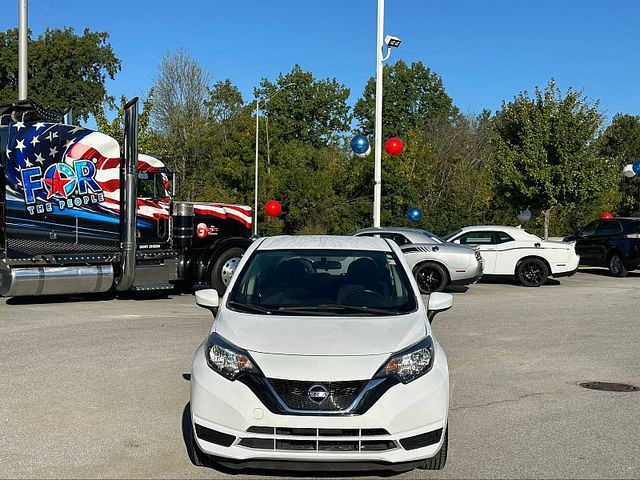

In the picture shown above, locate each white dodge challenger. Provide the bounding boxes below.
[444,225,579,287]
[189,235,451,473]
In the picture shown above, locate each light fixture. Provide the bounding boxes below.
[384,35,402,48]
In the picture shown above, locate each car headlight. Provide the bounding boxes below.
[374,336,435,384]
[205,333,261,381]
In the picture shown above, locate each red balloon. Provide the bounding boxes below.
[264,200,282,217]
[384,137,404,156]
[599,211,614,219]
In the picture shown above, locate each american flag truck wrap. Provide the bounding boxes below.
[0,98,252,297]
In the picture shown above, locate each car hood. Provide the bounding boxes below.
[212,308,427,356]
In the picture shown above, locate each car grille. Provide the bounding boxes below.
[268,379,368,411]
[239,426,397,452]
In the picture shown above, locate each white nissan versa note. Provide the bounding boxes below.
[189,235,452,473]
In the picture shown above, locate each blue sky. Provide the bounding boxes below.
[2,0,639,124]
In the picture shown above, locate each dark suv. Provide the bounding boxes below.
[564,217,640,276]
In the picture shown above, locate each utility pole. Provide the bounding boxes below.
[18,0,28,100]
[373,0,385,227]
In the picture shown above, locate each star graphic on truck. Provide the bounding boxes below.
[44,166,73,199]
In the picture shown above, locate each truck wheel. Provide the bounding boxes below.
[608,253,628,277]
[516,258,548,287]
[420,427,447,470]
[210,247,245,294]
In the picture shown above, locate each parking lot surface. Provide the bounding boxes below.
[1,268,638,479]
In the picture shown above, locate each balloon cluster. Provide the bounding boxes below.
[350,135,405,157]
[623,160,640,178]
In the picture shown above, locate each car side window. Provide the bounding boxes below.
[458,231,494,245]
[597,220,622,236]
[495,232,514,244]
[581,221,599,237]
[379,232,411,246]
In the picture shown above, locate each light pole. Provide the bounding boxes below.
[18,0,28,100]
[253,83,296,236]
[373,0,401,227]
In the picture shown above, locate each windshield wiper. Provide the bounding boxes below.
[277,304,399,316]
[227,300,273,315]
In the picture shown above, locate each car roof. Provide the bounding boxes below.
[453,225,537,240]
[257,235,393,251]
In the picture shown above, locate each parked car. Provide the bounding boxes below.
[352,227,483,293]
[444,225,579,287]
[189,235,451,473]
[563,217,640,276]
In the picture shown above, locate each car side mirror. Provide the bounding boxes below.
[427,292,453,323]
[196,289,219,315]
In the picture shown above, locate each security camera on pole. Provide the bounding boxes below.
[373,0,401,227]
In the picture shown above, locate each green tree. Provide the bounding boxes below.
[255,65,351,148]
[492,80,618,238]
[598,114,640,214]
[0,27,121,121]
[95,93,156,154]
[354,60,456,138]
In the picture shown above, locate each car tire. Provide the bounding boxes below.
[420,427,448,470]
[608,252,628,277]
[210,247,245,295]
[414,262,448,293]
[516,258,548,287]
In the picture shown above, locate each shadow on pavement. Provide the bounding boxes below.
[578,268,640,278]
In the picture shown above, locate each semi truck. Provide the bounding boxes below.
[0,98,253,297]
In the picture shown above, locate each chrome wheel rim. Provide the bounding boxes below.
[221,257,241,286]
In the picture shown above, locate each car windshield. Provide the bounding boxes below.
[443,228,462,241]
[228,249,418,316]
[421,230,444,243]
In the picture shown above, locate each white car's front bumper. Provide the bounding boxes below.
[190,341,449,470]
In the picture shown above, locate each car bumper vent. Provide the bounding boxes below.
[399,428,443,451]
[239,426,396,453]
[195,423,236,447]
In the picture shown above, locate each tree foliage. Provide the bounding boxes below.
[354,60,456,138]
[256,65,351,147]
[492,80,618,238]
[0,27,121,121]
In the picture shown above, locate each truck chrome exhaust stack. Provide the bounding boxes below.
[115,97,139,291]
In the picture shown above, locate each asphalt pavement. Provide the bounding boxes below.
[0,268,638,479]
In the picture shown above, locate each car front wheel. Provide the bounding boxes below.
[414,262,448,293]
[516,258,548,287]
[420,427,448,470]
[608,253,629,277]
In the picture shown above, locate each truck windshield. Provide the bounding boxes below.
[228,249,418,316]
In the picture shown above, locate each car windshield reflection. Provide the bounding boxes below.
[228,249,418,316]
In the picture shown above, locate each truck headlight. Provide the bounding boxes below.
[205,333,261,381]
[374,336,435,384]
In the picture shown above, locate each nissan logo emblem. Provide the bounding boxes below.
[307,384,329,404]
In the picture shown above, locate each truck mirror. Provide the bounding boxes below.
[196,289,219,314]
[171,172,176,196]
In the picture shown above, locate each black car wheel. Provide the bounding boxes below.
[608,253,629,277]
[516,258,548,287]
[414,262,448,293]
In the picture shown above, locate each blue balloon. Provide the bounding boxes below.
[406,207,423,223]
[633,160,640,175]
[350,135,369,155]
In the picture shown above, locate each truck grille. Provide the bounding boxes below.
[239,426,397,452]
[268,379,367,411]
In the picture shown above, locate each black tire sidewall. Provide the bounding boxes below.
[608,253,628,277]
[210,247,245,294]
[415,262,448,293]
[517,258,548,287]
